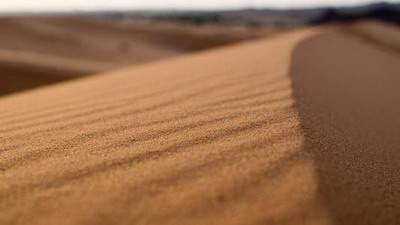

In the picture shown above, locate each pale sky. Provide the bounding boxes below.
[0,0,399,12]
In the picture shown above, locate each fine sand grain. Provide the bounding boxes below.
[0,23,399,225]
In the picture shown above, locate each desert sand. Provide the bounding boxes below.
[0,22,399,225]
[0,16,267,96]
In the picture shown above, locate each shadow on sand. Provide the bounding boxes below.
[0,62,83,97]
[289,30,400,224]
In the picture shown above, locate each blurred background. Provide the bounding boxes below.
[0,0,399,96]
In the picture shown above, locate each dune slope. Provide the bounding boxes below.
[0,16,268,96]
[0,24,399,225]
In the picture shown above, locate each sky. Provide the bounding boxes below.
[0,0,399,12]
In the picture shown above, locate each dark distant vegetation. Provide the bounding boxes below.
[122,2,400,27]
[45,1,399,28]
[151,13,224,25]
[311,2,400,25]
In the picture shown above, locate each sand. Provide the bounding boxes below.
[347,21,400,52]
[0,16,268,96]
[0,22,399,225]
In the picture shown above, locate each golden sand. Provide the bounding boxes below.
[0,23,399,225]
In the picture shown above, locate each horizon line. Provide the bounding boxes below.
[0,1,397,15]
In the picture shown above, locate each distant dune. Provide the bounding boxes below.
[345,21,400,51]
[0,16,268,96]
[0,22,399,225]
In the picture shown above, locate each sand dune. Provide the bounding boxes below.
[346,21,400,52]
[0,16,268,96]
[0,22,399,225]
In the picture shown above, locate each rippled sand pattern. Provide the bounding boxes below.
[0,23,399,225]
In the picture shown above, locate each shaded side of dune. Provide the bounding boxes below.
[0,60,94,96]
[290,28,400,225]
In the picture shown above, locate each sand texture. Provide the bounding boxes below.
[0,22,399,225]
